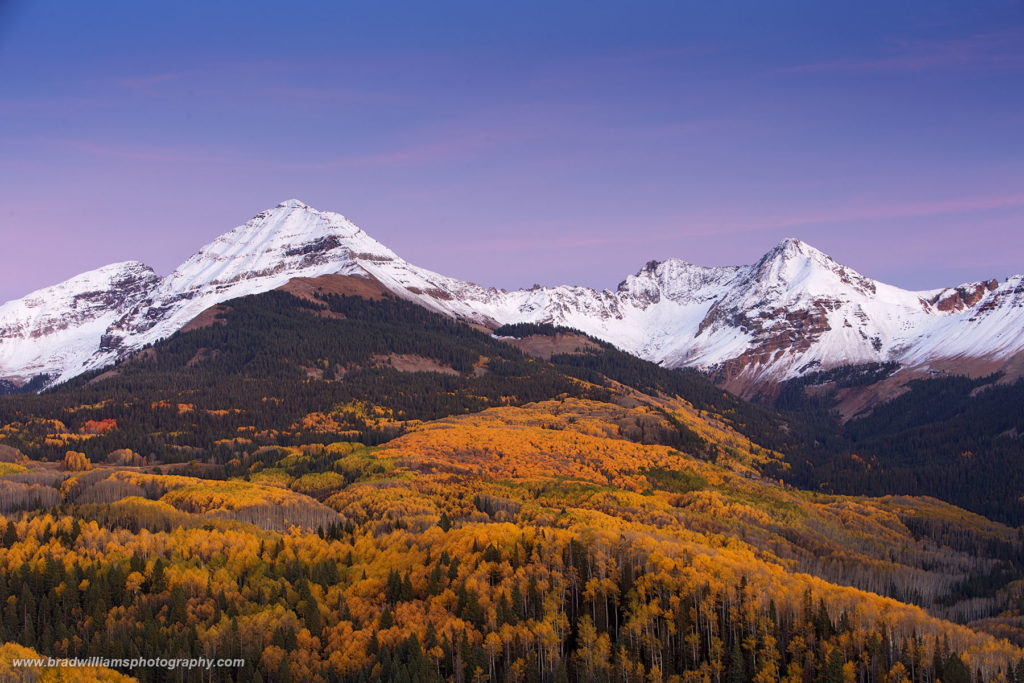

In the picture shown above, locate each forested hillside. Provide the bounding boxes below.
[769,371,1024,525]
[0,285,1022,682]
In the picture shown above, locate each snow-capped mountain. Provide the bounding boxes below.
[2,199,1023,394]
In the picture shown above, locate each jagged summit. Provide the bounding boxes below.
[1,200,1023,394]
[768,236,819,255]
[159,198,395,294]
[757,237,840,274]
[758,239,848,275]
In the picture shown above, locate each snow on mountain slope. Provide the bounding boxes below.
[99,199,393,354]
[1,199,1023,393]
[904,276,1024,363]
[0,262,159,384]
[665,239,939,389]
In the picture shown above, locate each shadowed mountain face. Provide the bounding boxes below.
[3,201,1024,405]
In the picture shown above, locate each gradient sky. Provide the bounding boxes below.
[2,1,1023,303]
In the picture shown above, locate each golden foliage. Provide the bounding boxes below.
[105,448,143,466]
[1,387,1021,680]
[0,643,136,681]
[61,451,91,472]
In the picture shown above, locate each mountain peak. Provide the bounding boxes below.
[743,237,883,305]
[614,257,744,308]
[157,201,397,299]
[767,237,827,260]
[755,237,840,274]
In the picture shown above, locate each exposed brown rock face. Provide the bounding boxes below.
[703,298,839,389]
[181,305,232,333]
[372,354,461,376]
[405,287,454,301]
[502,333,602,360]
[972,279,1024,319]
[278,273,391,302]
[931,280,999,312]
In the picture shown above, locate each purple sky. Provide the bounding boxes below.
[2,1,1023,303]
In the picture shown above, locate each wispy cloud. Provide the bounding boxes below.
[265,86,403,105]
[258,124,545,171]
[110,69,403,105]
[531,42,727,89]
[787,27,1024,73]
[675,192,1024,237]
[115,71,189,93]
[5,118,539,171]
[26,138,245,165]
[441,231,635,255]
[0,95,111,114]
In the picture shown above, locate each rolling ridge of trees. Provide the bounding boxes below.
[495,324,803,460]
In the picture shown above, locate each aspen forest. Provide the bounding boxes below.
[1,287,1023,682]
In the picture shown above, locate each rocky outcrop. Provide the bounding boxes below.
[930,280,999,312]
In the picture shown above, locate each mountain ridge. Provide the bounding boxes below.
[2,199,1022,396]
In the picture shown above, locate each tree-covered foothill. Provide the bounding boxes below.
[770,371,1024,525]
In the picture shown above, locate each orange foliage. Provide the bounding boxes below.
[81,418,117,435]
